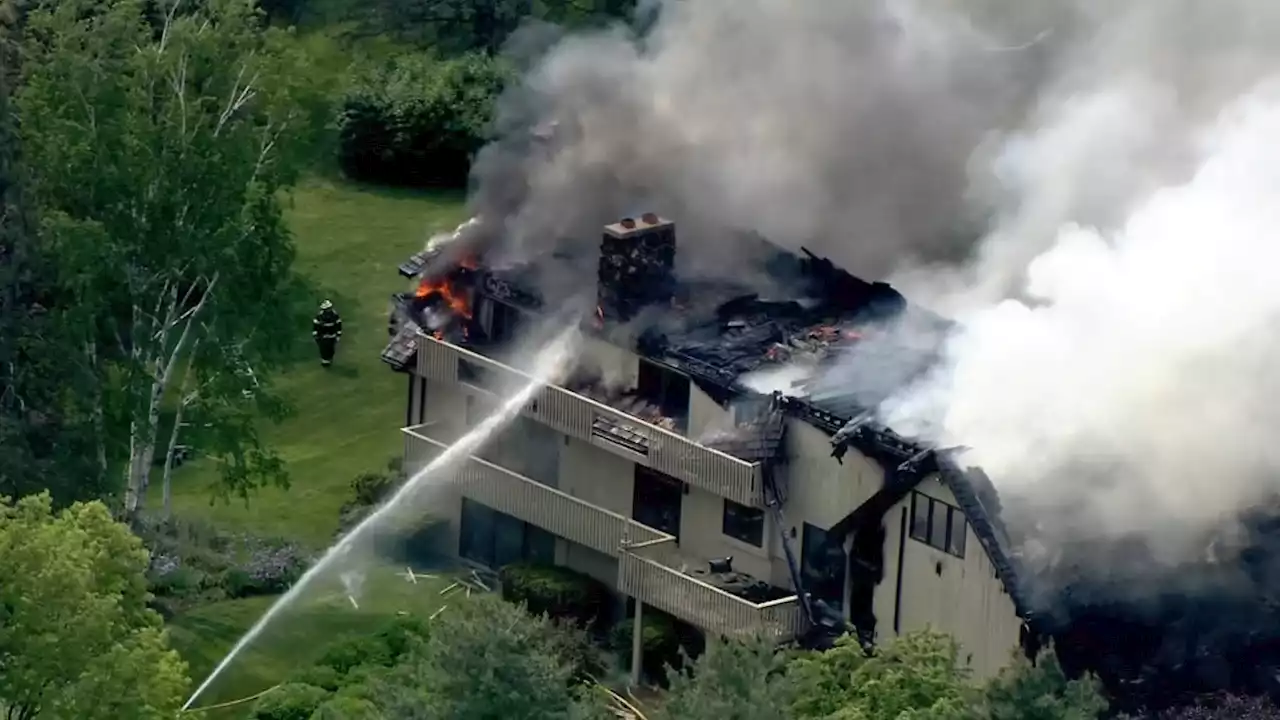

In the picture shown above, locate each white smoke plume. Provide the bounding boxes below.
[472,0,1280,584]
[881,0,1280,574]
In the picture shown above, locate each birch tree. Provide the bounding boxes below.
[16,0,315,519]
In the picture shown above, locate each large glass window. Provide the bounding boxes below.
[632,466,684,540]
[637,359,690,433]
[908,492,967,559]
[722,499,765,547]
[801,523,846,609]
[458,498,560,568]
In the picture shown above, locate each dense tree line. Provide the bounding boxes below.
[0,0,329,516]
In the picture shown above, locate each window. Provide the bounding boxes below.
[722,499,765,547]
[908,492,967,559]
[801,523,846,608]
[458,498,559,568]
[637,359,690,432]
[632,466,684,540]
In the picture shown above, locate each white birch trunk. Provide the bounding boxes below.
[123,273,219,520]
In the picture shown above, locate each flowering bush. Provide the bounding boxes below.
[136,516,310,614]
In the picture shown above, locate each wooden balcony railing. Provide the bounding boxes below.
[619,538,807,642]
[402,423,671,557]
[414,333,765,507]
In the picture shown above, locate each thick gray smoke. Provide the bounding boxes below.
[880,0,1280,579]
[471,0,1053,281]
[470,0,1280,590]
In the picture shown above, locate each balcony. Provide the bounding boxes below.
[402,423,671,557]
[415,332,765,507]
[402,421,804,642]
[619,538,807,642]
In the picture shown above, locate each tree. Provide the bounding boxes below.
[370,594,611,719]
[782,631,974,720]
[0,0,108,507]
[656,637,791,720]
[977,647,1108,720]
[0,492,188,719]
[15,0,320,519]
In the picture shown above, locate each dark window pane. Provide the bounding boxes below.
[947,508,967,558]
[633,466,683,540]
[459,498,495,566]
[524,524,556,565]
[493,512,525,568]
[929,498,948,549]
[722,500,765,547]
[801,523,846,608]
[910,492,930,542]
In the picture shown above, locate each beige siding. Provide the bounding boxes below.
[560,539,620,587]
[770,422,884,586]
[874,475,1023,681]
[559,436,635,517]
[421,377,471,430]
[678,486,773,582]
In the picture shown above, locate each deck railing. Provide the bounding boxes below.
[414,333,764,507]
[402,424,670,556]
[618,538,807,641]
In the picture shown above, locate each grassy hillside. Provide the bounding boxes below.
[172,567,456,718]
[159,179,466,716]
[158,178,466,547]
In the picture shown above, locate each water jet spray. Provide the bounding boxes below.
[182,323,580,710]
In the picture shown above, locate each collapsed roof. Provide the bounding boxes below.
[381,214,1028,618]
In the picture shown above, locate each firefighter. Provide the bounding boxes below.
[312,299,343,368]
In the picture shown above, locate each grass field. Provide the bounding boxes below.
[159,178,467,717]
[158,178,466,548]
[172,566,459,718]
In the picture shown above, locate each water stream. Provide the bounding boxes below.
[183,324,580,710]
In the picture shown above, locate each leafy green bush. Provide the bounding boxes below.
[312,614,431,675]
[608,606,703,683]
[309,695,383,720]
[499,562,614,630]
[251,683,330,720]
[336,457,404,533]
[336,51,511,187]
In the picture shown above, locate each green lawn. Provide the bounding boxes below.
[157,178,466,716]
[158,178,466,548]
[172,566,460,718]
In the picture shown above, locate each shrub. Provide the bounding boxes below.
[137,515,308,613]
[309,695,383,720]
[336,51,511,187]
[250,683,330,720]
[608,607,703,683]
[499,562,613,630]
[313,614,431,675]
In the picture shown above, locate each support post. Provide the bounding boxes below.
[630,598,644,687]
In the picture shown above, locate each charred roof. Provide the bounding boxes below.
[381,215,1027,619]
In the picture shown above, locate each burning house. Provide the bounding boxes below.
[383,212,1029,682]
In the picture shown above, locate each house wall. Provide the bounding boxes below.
[687,383,731,441]
[769,420,883,593]
[873,475,1023,681]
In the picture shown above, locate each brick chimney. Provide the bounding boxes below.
[597,213,676,323]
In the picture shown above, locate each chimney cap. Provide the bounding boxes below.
[604,213,674,238]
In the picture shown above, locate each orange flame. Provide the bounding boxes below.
[416,276,473,318]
